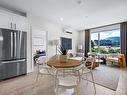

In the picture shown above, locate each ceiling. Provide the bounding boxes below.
[0,0,127,30]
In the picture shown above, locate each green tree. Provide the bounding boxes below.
[108,49,115,53]
[100,48,108,54]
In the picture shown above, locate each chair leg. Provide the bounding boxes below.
[86,74,88,84]
[54,76,57,91]
[74,87,76,95]
[36,72,40,82]
[36,65,40,82]
[54,77,58,95]
[76,84,80,95]
[55,84,58,95]
[74,86,80,95]
[90,72,96,94]
[74,81,80,95]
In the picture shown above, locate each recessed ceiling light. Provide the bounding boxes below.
[60,17,63,21]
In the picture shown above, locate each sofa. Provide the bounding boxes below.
[68,52,84,61]
[68,52,99,69]
[106,54,126,67]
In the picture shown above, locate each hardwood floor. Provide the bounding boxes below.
[0,65,127,95]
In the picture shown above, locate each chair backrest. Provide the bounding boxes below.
[84,57,95,70]
[86,57,95,62]
[55,68,80,82]
[119,54,126,67]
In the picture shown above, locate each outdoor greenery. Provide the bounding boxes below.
[91,48,120,54]
[91,37,120,54]
[91,30,120,54]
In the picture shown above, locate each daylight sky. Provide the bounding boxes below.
[91,29,120,40]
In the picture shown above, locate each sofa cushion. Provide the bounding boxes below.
[69,57,83,61]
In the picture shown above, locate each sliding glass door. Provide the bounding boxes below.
[90,29,120,54]
[91,32,99,53]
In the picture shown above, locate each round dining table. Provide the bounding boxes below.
[47,59,81,68]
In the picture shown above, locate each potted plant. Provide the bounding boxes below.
[58,46,68,63]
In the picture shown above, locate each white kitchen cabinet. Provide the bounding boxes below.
[12,14,26,31]
[0,9,26,31]
[0,10,12,29]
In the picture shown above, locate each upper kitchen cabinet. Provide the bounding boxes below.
[0,9,12,29]
[12,14,26,31]
[0,9,26,31]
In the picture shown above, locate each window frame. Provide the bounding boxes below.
[90,28,121,54]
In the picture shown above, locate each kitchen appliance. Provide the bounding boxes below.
[0,28,27,80]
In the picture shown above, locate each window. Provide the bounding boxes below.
[90,29,120,54]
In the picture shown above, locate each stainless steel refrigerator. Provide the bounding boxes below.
[0,28,27,80]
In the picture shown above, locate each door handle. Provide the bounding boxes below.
[15,24,16,29]
[11,32,13,58]
[14,32,16,58]
[1,59,26,64]
[10,22,12,29]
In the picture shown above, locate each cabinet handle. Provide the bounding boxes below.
[15,24,16,29]
[10,22,12,29]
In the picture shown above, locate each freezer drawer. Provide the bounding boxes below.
[0,59,26,80]
[17,59,27,75]
[0,63,6,80]
[5,62,17,79]
[0,62,17,80]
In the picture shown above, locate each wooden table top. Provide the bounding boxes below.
[47,59,81,68]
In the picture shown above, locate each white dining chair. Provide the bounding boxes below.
[54,68,80,95]
[80,57,96,94]
[35,56,53,81]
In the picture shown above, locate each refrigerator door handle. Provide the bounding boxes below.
[14,32,17,58]
[15,24,16,29]
[11,32,13,58]
[1,59,26,64]
[10,22,12,29]
[19,31,22,58]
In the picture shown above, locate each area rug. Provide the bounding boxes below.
[82,65,120,91]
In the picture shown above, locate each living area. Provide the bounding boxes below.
[57,23,127,92]
[67,23,127,92]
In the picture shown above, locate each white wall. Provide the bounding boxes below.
[25,19,33,73]
[26,13,79,72]
[77,30,85,51]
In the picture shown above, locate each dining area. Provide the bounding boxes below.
[35,55,96,95]
[0,53,123,95]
